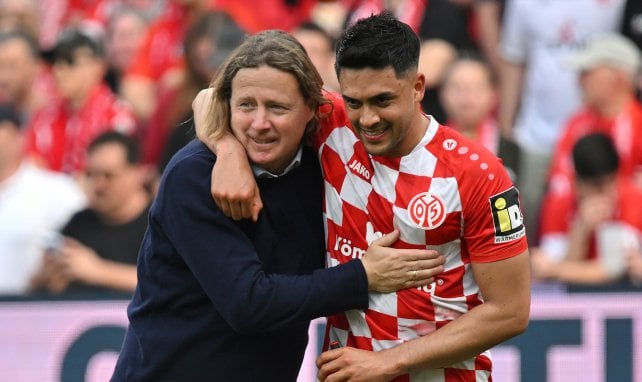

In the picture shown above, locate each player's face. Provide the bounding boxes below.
[230,65,314,174]
[338,66,426,157]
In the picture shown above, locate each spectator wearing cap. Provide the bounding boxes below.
[532,132,642,286]
[540,32,642,248]
[24,28,138,175]
[0,102,86,295]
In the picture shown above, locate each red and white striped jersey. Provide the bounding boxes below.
[314,92,527,381]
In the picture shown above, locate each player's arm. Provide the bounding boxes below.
[316,251,530,381]
[192,88,262,221]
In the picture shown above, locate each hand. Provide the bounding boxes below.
[29,251,72,294]
[211,144,263,221]
[529,247,558,281]
[576,193,614,232]
[57,237,105,285]
[193,89,263,221]
[316,347,398,382]
[362,229,444,292]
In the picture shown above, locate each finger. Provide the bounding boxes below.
[251,193,263,222]
[240,185,260,220]
[316,355,342,382]
[316,348,341,367]
[218,200,234,219]
[394,248,440,263]
[229,201,244,221]
[414,257,445,276]
[240,201,254,221]
[371,229,399,247]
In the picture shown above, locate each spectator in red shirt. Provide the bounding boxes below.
[532,133,642,286]
[25,29,137,175]
[120,0,215,122]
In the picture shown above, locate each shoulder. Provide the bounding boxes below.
[63,208,98,230]
[155,139,216,206]
[428,122,506,178]
[162,139,215,176]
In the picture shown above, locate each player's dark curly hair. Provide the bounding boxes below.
[335,11,420,78]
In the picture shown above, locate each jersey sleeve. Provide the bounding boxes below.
[459,141,528,262]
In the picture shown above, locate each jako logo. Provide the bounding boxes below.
[408,192,446,230]
[348,159,371,180]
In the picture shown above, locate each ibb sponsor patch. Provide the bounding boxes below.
[489,187,525,243]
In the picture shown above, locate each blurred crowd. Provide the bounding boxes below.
[0,0,641,296]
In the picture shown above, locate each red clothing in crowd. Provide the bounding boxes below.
[25,83,137,173]
[539,98,642,243]
[341,0,427,32]
[548,99,642,191]
[539,178,642,260]
[124,2,195,82]
[213,0,317,33]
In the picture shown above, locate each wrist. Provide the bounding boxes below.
[215,134,245,157]
[386,343,413,379]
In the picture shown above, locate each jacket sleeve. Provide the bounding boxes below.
[154,149,368,334]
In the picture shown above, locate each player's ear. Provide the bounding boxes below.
[413,72,426,103]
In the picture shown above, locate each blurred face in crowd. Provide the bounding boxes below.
[339,66,426,157]
[0,0,39,37]
[188,34,218,84]
[85,142,142,218]
[0,119,22,169]
[52,47,105,106]
[293,28,338,91]
[578,66,628,112]
[229,65,314,174]
[106,11,147,73]
[440,59,496,130]
[576,174,618,201]
[0,37,39,105]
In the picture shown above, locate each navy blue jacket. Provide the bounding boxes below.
[112,140,368,381]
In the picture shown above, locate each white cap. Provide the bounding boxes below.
[568,33,641,75]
